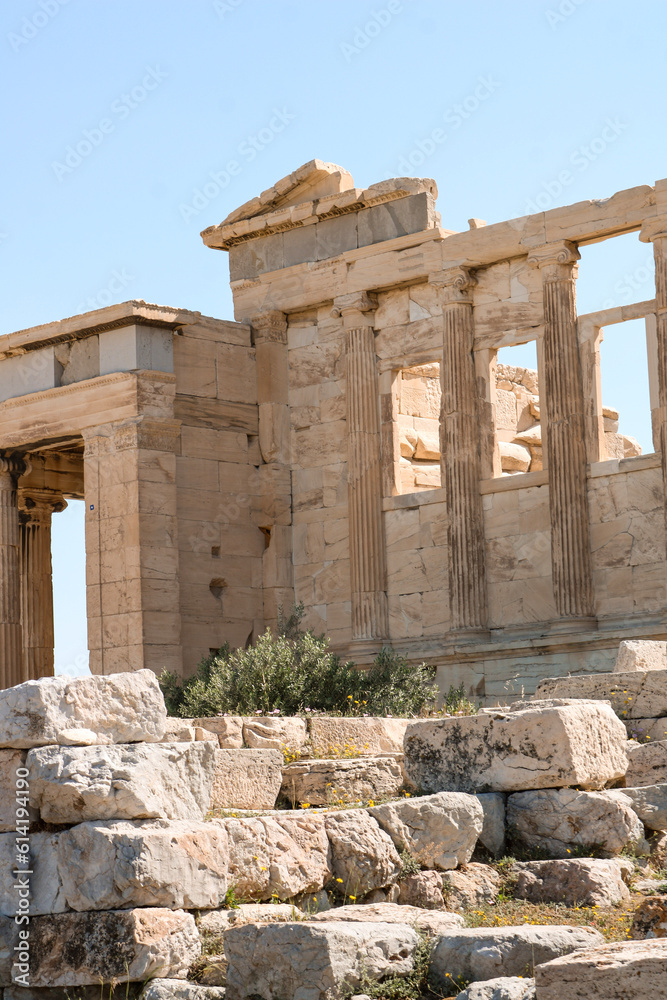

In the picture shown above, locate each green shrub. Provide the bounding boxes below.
[160,604,438,719]
[442,682,479,716]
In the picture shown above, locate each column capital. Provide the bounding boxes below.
[430,265,477,304]
[18,488,67,521]
[331,291,377,325]
[527,240,580,277]
[0,452,31,480]
[639,218,667,244]
[250,310,287,345]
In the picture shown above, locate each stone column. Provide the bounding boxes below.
[528,241,594,623]
[434,267,488,635]
[641,218,667,497]
[332,291,388,641]
[251,309,294,630]
[0,454,29,689]
[18,489,67,681]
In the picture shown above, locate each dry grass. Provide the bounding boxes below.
[463,894,641,942]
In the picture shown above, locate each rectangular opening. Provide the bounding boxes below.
[493,341,542,478]
[53,499,90,678]
[599,319,653,457]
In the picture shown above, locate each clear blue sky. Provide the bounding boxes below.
[1,0,665,675]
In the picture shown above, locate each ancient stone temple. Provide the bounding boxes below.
[1,160,666,700]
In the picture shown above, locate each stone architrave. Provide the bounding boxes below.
[433,266,488,634]
[331,292,388,641]
[527,241,593,624]
[0,454,29,690]
[18,489,67,682]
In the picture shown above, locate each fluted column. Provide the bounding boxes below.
[434,267,488,634]
[640,218,667,546]
[332,291,387,641]
[528,241,594,622]
[0,454,29,689]
[19,489,67,681]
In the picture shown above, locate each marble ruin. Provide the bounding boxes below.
[0,161,666,701]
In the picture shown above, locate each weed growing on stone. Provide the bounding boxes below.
[438,683,479,717]
[463,896,637,942]
[341,934,456,1000]
[397,849,422,880]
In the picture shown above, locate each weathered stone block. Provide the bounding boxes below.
[357,192,434,247]
[193,716,244,748]
[27,741,216,824]
[211,748,282,810]
[477,792,506,856]
[142,981,226,1000]
[0,831,66,916]
[625,740,667,786]
[324,809,402,895]
[513,858,629,907]
[242,716,307,753]
[396,870,444,909]
[316,214,358,259]
[625,717,667,742]
[57,820,229,910]
[429,926,603,990]
[454,979,536,1000]
[281,756,403,807]
[307,901,464,932]
[199,903,297,938]
[370,792,483,869]
[309,717,409,756]
[507,788,646,858]
[404,702,627,793]
[440,863,501,912]
[0,749,27,831]
[534,939,667,999]
[535,670,667,719]
[610,784,667,831]
[0,670,167,748]
[225,921,419,1000]
[22,908,200,987]
[630,895,667,938]
[616,639,667,672]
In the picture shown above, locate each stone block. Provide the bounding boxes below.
[429,926,603,991]
[506,788,646,858]
[615,639,667,672]
[192,716,244,748]
[324,809,402,896]
[625,740,667,786]
[534,939,667,999]
[23,908,200,987]
[0,749,27,831]
[535,670,667,719]
[283,224,317,267]
[309,717,409,756]
[211,748,282,810]
[370,791,483,870]
[57,819,229,910]
[142,981,226,1000]
[199,903,297,938]
[513,859,629,907]
[27,741,216,824]
[357,192,434,248]
[224,921,419,1000]
[440,863,501,912]
[403,702,627,794]
[499,441,531,473]
[610,784,667,831]
[161,719,197,741]
[630,895,667,938]
[454,978,535,1000]
[0,831,66,917]
[316,214,358,259]
[396,870,444,909]
[625,717,667,742]
[242,716,307,753]
[281,757,404,808]
[477,792,506,856]
[222,812,332,900]
[307,901,464,932]
[0,670,167,748]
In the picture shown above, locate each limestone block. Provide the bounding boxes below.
[211,749,282,810]
[370,791,483,870]
[0,830,66,916]
[535,669,667,719]
[199,903,296,937]
[630,895,667,938]
[23,908,200,987]
[441,863,501,912]
[222,812,332,900]
[625,717,667,742]
[57,819,229,910]
[615,640,667,673]
[307,902,464,932]
[242,716,307,753]
[396,871,444,909]
[455,979,536,1000]
[506,788,646,858]
[603,406,620,433]
[0,670,167,748]
[625,740,667,786]
[534,939,667,999]
[623,434,642,457]
[309,717,409,756]
[357,192,434,247]
[403,702,627,794]
[142,981,226,1000]
[324,809,402,895]
[414,431,440,461]
[610,784,667,831]
[429,926,603,991]
[27,741,216,824]
[0,749,27,831]
[513,859,629,907]
[495,390,517,431]
[162,719,196,741]
[195,727,218,742]
[606,431,626,459]
[399,425,418,458]
[499,441,531,473]
[281,757,404,807]
[224,921,419,1000]
[477,792,506,856]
